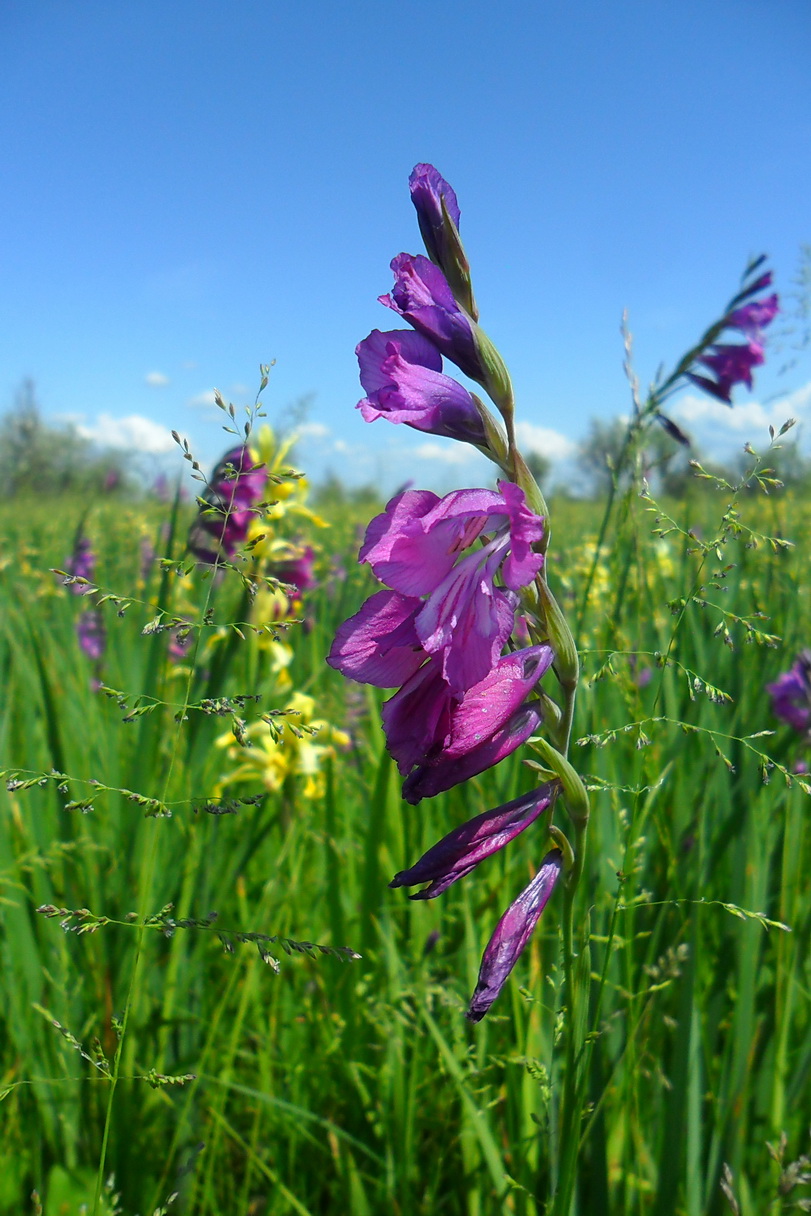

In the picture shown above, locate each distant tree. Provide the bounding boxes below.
[576,414,695,498]
[0,379,129,497]
[524,450,551,488]
[724,436,810,492]
[763,438,810,490]
[576,418,628,496]
[312,469,380,511]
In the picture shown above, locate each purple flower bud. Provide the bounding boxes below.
[767,652,811,734]
[466,848,563,1022]
[409,164,461,269]
[408,164,476,318]
[391,782,560,899]
[356,329,487,446]
[379,254,485,383]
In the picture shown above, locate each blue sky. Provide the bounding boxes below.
[1,0,809,490]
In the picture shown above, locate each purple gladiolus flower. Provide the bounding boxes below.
[466,848,563,1022]
[188,445,266,564]
[356,329,486,446]
[409,163,461,269]
[64,536,96,594]
[271,545,317,592]
[403,703,542,804]
[687,343,765,403]
[725,293,779,345]
[327,589,426,688]
[358,483,544,695]
[391,782,560,899]
[380,253,485,383]
[76,609,106,662]
[767,652,811,734]
[687,283,778,405]
[386,645,551,789]
[330,485,543,696]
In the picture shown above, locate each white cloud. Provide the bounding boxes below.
[334,438,349,453]
[77,413,176,454]
[297,421,331,440]
[412,441,478,466]
[514,421,577,462]
[670,380,811,455]
[145,371,170,388]
[187,389,218,409]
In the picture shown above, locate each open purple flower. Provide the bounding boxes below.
[687,344,765,403]
[356,329,486,446]
[379,253,485,383]
[467,849,563,1022]
[358,483,544,695]
[391,782,560,898]
[767,652,811,734]
[725,293,779,345]
[327,588,426,688]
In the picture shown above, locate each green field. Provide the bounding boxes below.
[1,458,810,1215]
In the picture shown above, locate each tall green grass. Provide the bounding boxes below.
[0,482,809,1215]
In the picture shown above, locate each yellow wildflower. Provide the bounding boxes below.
[216,691,349,799]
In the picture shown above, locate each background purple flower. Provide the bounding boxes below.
[767,652,811,734]
[271,545,317,592]
[687,344,764,403]
[76,609,106,663]
[687,283,778,405]
[188,445,266,564]
[64,535,96,594]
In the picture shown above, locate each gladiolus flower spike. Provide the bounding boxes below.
[330,163,584,1022]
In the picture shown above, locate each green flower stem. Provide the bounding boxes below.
[553,819,589,1216]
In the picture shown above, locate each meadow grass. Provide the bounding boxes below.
[0,475,809,1216]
